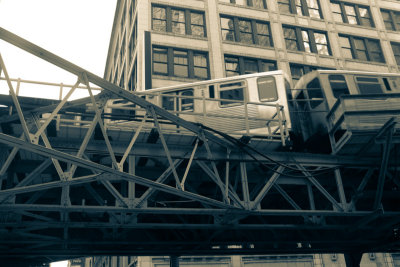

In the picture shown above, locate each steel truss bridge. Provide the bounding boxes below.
[0,27,399,266]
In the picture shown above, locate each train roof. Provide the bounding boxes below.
[294,69,400,89]
[136,70,288,94]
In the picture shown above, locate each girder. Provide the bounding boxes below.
[0,27,399,264]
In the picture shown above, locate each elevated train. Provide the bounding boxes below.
[107,69,400,154]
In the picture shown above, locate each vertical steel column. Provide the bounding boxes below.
[170,256,179,267]
[334,169,347,208]
[128,155,136,208]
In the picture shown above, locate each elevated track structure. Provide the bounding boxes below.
[0,27,399,266]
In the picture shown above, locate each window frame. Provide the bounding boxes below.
[278,0,322,19]
[219,0,267,9]
[338,35,385,63]
[381,9,400,31]
[331,1,374,27]
[391,42,400,66]
[152,46,210,79]
[152,5,206,37]
[220,15,273,47]
[218,81,247,107]
[224,55,277,77]
[283,26,331,55]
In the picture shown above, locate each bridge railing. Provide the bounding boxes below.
[105,91,289,144]
[0,77,289,145]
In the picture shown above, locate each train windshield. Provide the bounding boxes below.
[257,76,278,101]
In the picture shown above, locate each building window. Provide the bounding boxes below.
[173,50,189,77]
[381,9,400,31]
[283,26,330,55]
[153,47,168,75]
[339,35,385,63]
[220,16,273,47]
[153,46,209,79]
[278,0,322,19]
[290,64,319,84]
[391,42,400,66]
[152,5,206,37]
[219,0,267,9]
[331,2,374,27]
[224,55,276,77]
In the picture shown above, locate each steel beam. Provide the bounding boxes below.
[0,133,231,208]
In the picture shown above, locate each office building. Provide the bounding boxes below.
[104,0,400,91]
[99,0,400,266]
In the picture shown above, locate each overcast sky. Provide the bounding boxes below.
[0,0,117,87]
[0,1,117,265]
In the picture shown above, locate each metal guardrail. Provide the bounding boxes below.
[0,77,289,144]
[107,91,289,144]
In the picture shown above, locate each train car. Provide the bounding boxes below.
[292,70,400,153]
[108,71,292,145]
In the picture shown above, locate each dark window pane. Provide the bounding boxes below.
[193,53,208,79]
[152,6,167,31]
[225,57,240,77]
[220,88,244,105]
[173,50,188,77]
[153,47,168,75]
[153,20,166,31]
[191,12,205,37]
[154,63,168,74]
[221,17,235,41]
[278,0,291,13]
[329,74,349,98]
[153,7,166,19]
[356,77,383,94]
[261,61,277,71]
[239,20,253,44]
[191,25,205,36]
[171,9,185,34]
[244,59,258,74]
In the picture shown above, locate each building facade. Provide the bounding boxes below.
[100,0,400,266]
[104,0,400,92]
[73,254,400,267]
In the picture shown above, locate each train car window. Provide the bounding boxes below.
[162,93,175,111]
[162,89,194,111]
[329,75,349,98]
[180,90,194,111]
[355,76,383,94]
[306,78,323,109]
[257,76,278,102]
[219,81,245,106]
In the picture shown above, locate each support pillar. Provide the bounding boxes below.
[170,255,179,267]
[344,253,363,267]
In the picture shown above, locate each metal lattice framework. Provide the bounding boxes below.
[0,27,400,264]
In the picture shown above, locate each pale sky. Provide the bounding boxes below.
[0,1,117,265]
[0,0,117,99]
